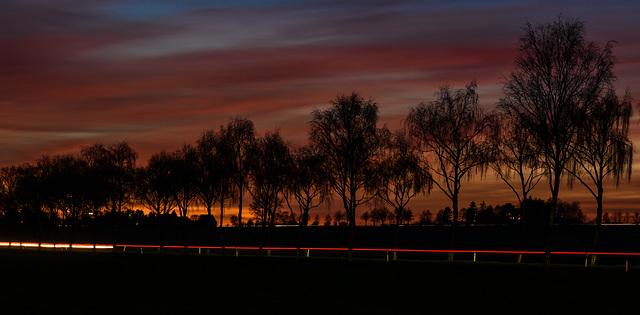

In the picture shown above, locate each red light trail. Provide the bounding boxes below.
[3,241,639,258]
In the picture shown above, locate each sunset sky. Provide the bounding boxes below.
[1,0,639,220]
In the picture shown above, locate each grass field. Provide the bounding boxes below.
[0,249,638,314]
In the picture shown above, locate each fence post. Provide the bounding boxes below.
[585,252,589,268]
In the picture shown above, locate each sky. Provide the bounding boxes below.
[1,0,639,220]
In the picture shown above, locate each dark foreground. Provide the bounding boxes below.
[0,250,638,314]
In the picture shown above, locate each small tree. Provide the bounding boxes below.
[464,201,478,224]
[324,214,332,226]
[418,210,432,225]
[360,211,370,226]
[370,207,391,226]
[435,207,452,225]
[230,215,239,226]
[401,209,414,225]
[333,210,346,226]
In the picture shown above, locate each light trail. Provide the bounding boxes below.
[0,242,114,250]
[2,241,640,258]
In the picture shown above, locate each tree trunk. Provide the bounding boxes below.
[545,170,561,267]
[591,187,604,266]
[238,182,243,227]
[449,193,459,262]
[348,221,355,262]
[220,198,225,256]
[219,198,224,227]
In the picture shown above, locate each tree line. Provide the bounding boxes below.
[0,17,634,264]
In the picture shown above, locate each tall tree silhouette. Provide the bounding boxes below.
[168,145,199,218]
[247,131,291,228]
[37,154,93,245]
[567,89,633,265]
[81,142,137,247]
[196,130,233,217]
[220,117,255,227]
[407,81,495,255]
[105,142,138,215]
[499,17,617,265]
[309,92,386,261]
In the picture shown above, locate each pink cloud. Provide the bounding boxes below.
[0,0,639,219]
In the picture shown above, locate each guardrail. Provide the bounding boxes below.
[2,241,638,269]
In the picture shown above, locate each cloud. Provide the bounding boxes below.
[0,0,639,218]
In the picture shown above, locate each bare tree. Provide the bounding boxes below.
[105,142,138,214]
[333,210,346,226]
[36,154,93,246]
[407,81,495,255]
[375,129,431,227]
[283,145,330,226]
[195,130,220,217]
[360,211,370,226]
[567,89,633,264]
[309,92,386,260]
[219,118,255,227]
[0,165,25,224]
[169,145,199,219]
[401,209,414,225]
[136,151,177,216]
[247,131,291,228]
[283,144,331,258]
[82,142,137,247]
[324,214,332,226]
[418,210,432,225]
[491,115,544,207]
[196,130,234,218]
[370,206,391,226]
[499,17,617,265]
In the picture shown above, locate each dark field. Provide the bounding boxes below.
[0,249,638,314]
